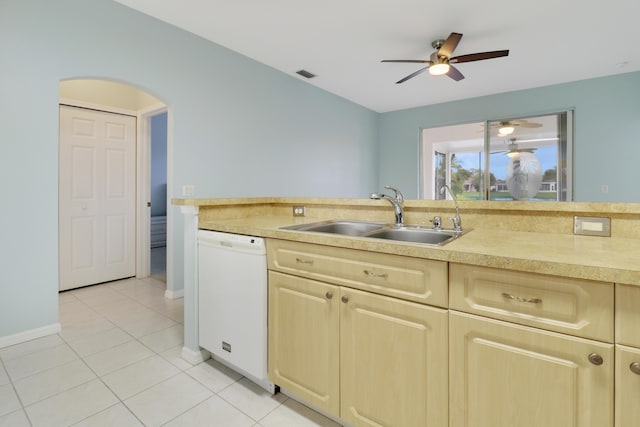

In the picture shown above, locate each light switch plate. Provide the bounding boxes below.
[573,216,611,237]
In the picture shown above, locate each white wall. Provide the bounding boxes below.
[0,0,378,340]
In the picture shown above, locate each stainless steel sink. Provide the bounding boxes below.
[281,220,468,246]
[281,220,385,236]
[366,228,459,245]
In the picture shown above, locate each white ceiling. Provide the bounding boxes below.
[113,0,640,113]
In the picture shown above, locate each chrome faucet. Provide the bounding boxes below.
[370,185,405,227]
[440,184,462,232]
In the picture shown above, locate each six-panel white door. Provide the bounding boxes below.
[59,105,136,291]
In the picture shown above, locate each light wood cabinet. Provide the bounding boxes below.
[268,271,340,416]
[268,264,448,426]
[615,284,640,427]
[450,311,614,427]
[615,345,640,427]
[340,287,448,427]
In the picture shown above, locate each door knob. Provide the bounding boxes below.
[341,295,349,303]
[325,291,333,300]
[630,362,640,375]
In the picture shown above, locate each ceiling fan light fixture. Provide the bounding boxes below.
[498,125,515,136]
[429,62,450,76]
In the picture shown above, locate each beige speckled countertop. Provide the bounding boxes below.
[197,214,640,286]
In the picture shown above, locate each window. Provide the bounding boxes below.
[420,111,572,201]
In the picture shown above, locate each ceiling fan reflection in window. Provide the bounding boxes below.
[382,32,509,83]
[492,119,542,137]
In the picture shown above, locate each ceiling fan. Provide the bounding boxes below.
[492,119,542,136]
[382,32,509,83]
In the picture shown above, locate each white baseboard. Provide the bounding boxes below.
[181,346,210,365]
[0,323,61,349]
[164,289,184,299]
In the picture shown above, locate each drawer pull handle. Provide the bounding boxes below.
[363,270,388,279]
[630,362,640,375]
[341,295,349,303]
[325,291,333,300]
[295,258,314,265]
[588,353,604,366]
[501,292,542,304]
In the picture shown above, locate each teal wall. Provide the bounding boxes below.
[378,71,640,202]
[0,0,378,338]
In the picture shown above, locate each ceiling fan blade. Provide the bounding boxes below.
[446,65,465,81]
[512,120,542,128]
[396,67,428,84]
[450,50,509,63]
[438,32,462,58]
[381,59,431,63]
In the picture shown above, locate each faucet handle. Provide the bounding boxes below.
[384,185,404,205]
[430,216,442,230]
[448,216,462,232]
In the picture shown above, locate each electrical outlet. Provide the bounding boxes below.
[601,184,609,193]
[292,206,306,217]
[182,185,195,196]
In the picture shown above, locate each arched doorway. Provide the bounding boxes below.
[58,79,169,290]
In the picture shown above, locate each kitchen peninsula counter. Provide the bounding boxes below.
[175,198,640,286]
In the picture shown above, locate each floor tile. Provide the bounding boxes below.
[139,324,183,352]
[0,334,64,362]
[217,378,287,421]
[258,398,342,427]
[101,355,180,400]
[58,291,79,305]
[71,403,142,427]
[13,359,96,406]
[0,364,8,386]
[160,346,195,371]
[163,395,255,427]
[60,317,117,344]
[124,373,213,426]
[4,344,78,381]
[119,312,177,339]
[25,379,118,427]
[0,409,30,427]
[59,304,103,326]
[77,290,129,308]
[0,384,21,417]
[83,340,154,376]
[66,326,133,357]
[185,358,242,393]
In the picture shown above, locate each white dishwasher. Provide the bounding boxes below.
[197,230,276,393]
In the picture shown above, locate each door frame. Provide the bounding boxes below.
[59,97,171,291]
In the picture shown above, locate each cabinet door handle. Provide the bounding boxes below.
[341,295,349,303]
[363,269,388,279]
[295,257,314,265]
[501,292,542,304]
[325,291,333,300]
[630,362,640,375]
[588,353,604,366]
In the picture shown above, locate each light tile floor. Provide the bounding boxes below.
[0,277,342,426]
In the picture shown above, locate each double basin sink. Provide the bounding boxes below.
[281,220,468,246]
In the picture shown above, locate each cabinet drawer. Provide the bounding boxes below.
[267,239,448,307]
[449,263,613,342]
[616,284,640,347]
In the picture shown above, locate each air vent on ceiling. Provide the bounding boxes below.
[296,69,316,79]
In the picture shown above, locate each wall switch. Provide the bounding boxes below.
[574,216,611,237]
[292,206,306,217]
[182,185,195,196]
[601,184,609,193]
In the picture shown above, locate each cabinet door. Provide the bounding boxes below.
[615,345,640,427]
[450,311,614,427]
[267,271,340,417]
[340,287,449,427]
